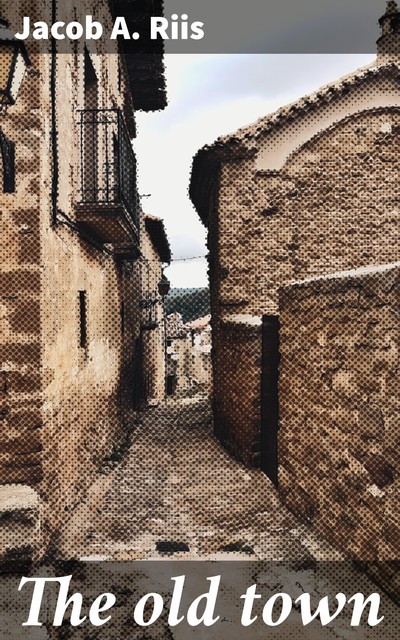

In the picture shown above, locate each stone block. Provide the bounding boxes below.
[8,298,40,335]
[0,271,40,296]
[331,369,362,400]
[0,484,40,563]
[385,414,400,448]
[282,484,318,524]
[8,410,42,431]
[0,372,7,393]
[363,454,395,488]
[5,371,41,394]
[0,462,43,486]
[1,432,42,456]
[0,343,40,365]
[357,403,384,440]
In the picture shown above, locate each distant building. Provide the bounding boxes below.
[165,313,212,396]
[185,315,212,391]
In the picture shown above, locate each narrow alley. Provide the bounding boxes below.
[58,394,322,562]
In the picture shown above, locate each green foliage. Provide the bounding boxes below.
[165,288,210,323]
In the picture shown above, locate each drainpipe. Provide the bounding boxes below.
[50,0,58,225]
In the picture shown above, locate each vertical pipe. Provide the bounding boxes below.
[51,0,59,224]
[80,110,84,201]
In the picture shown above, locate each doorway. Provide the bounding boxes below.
[261,315,280,486]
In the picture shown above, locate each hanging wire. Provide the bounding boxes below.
[144,254,208,264]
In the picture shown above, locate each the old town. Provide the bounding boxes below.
[1,0,400,638]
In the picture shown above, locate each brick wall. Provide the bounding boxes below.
[279,262,400,564]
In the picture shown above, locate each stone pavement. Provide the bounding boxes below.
[57,395,329,561]
[48,396,400,639]
[1,397,398,638]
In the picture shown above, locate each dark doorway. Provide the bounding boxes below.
[261,315,280,486]
[166,375,176,396]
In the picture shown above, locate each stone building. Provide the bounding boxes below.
[165,312,212,396]
[185,314,212,392]
[137,214,171,407]
[190,2,400,480]
[0,0,166,555]
[165,312,189,396]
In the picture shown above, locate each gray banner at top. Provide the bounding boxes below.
[163,0,384,53]
[0,0,389,53]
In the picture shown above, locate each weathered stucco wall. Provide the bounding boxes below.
[40,41,142,531]
[211,104,400,466]
[41,227,138,530]
[279,262,400,563]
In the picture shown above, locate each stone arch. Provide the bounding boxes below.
[256,73,400,172]
[283,105,400,170]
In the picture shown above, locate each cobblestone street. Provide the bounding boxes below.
[58,395,329,562]
[53,395,400,640]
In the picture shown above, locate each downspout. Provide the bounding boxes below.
[50,0,58,225]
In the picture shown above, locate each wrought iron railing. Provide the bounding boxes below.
[78,108,139,230]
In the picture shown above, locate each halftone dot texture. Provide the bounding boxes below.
[190,63,400,558]
[1,2,400,638]
[186,5,400,615]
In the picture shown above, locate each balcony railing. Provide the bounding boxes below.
[76,109,139,251]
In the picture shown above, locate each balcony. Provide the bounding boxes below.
[75,109,140,258]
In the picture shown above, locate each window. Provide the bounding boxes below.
[120,300,125,335]
[84,48,98,109]
[0,129,15,193]
[79,291,87,349]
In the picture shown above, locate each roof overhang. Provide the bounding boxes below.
[111,0,167,111]
[144,214,171,263]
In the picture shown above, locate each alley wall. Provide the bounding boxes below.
[140,218,166,406]
[213,319,262,467]
[0,0,143,542]
[0,53,44,489]
[279,262,400,572]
